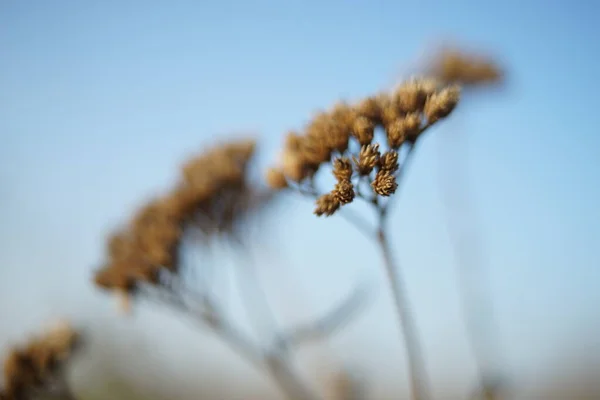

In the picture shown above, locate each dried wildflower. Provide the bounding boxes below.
[333,180,355,205]
[94,138,275,302]
[314,193,341,216]
[424,85,461,123]
[353,144,380,175]
[265,167,288,190]
[332,157,353,182]
[386,112,423,147]
[379,150,399,173]
[355,96,382,123]
[2,322,80,400]
[352,116,375,145]
[394,79,435,113]
[429,48,503,86]
[371,171,398,196]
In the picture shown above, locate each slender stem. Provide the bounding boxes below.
[149,287,319,400]
[377,224,430,400]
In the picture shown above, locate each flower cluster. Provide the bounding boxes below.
[427,47,503,86]
[93,139,271,300]
[1,321,79,400]
[266,79,461,216]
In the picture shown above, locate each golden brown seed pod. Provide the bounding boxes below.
[429,48,503,86]
[424,85,461,123]
[355,96,382,123]
[333,180,355,205]
[265,167,288,190]
[353,144,380,175]
[281,150,308,182]
[352,116,375,145]
[379,150,399,173]
[332,157,353,182]
[371,171,398,197]
[394,79,434,113]
[314,193,341,216]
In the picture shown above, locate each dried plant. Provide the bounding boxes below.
[0,320,81,400]
[92,138,368,400]
[266,77,462,400]
[265,45,505,400]
[426,47,503,87]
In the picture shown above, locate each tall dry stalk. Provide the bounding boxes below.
[426,46,506,400]
[266,78,464,400]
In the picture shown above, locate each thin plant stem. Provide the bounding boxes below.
[146,284,320,400]
[376,221,430,400]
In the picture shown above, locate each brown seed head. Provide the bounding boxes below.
[424,85,461,123]
[265,167,288,190]
[394,79,435,113]
[429,48,503,86]
[332,157,353,182]
[333,180,355,205]
[353,144,380,175]
[379,150,399,173]
[371,171,398,196]
[314,193,341,217]
[352,116,375,145]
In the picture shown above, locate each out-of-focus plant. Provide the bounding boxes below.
[92,139,367,400]
[265,46,505,400]
[0,320,81,400]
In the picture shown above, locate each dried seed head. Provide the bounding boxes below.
[379,150,399,173]
[265,167,288,190]
[372,171,398,196]
[386,119,406,148]
[284,131,304,152]
[314,193,341,217]
[402,112,422,142]
[333,180,355,205]
[353,144,380,175]
[281,150,307,182]
[2,322,81,400]
[429,48,503,86]
[355,96,382,122]
[352,116,375,145]
[332,157,353,182]
[424,85,461,123]
[394,79,432,113]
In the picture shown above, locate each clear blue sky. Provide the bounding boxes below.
[1,0,599,397]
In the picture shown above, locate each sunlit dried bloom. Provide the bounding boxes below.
[280,150,308,182]
[429,48,503,86]
[352,116,375,145]
[314,193,341,216]
[94,138,275,301]
[333,179,355,205]
[332,157,353,182]
[353,144,380,175]
[424,85,461,123]
[1,322,80,400]
[371,171,398,196]
[379,150,399,174]
[355,96,382,123]
[386,112,423,148]
[265,167,288,190]
[394,79,435,113]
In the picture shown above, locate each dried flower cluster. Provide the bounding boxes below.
[427,48,503,86]
[266,79,461,216]
[0,321,79,400]
[93,139,271,301]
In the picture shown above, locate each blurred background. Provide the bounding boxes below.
[1,1,599,399]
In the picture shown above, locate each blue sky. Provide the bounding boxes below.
[1,0,599,397]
